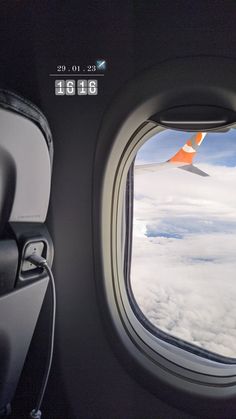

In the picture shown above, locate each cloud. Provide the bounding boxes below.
[131,162,236,359]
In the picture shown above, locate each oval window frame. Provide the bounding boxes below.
[113,122,236,376]
[94,57,236,415]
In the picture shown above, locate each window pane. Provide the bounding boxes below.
[131,129,236,360]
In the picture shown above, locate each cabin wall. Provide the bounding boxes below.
[1,2,236,418]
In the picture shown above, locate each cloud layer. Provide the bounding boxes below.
[131,162,236,359]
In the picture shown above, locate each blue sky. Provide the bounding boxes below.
[135,128,236,167]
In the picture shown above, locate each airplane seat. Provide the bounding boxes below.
[0,89,53,416]
[0,89,53,227]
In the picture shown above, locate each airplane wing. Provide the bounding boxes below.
[135,132,209,177]
[179,164,209,177]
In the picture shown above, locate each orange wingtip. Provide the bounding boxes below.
[169,132,206,164]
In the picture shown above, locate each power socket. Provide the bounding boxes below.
[21,241,45,272]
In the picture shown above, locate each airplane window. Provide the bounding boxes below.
[129,128,236,361]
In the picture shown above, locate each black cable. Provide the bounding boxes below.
[27,255,56,419]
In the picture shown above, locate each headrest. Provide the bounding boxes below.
[0,90,53,226]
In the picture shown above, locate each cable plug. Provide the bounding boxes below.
[27,254,47,268]
[30,409,42,418]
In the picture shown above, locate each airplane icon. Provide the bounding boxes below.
[96,59,107,71]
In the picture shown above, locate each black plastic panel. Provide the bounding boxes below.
[0,240,18,296]
[0,277,48,411]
